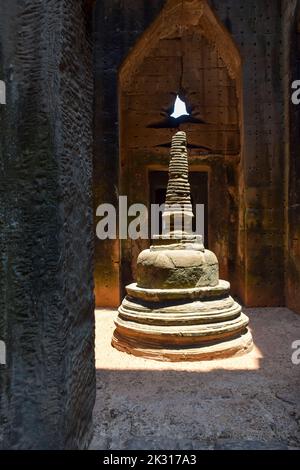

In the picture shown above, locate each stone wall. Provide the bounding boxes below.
[283,0,300,314]
[0,0,95,449]
[210,0,285,305]
[93,0,166,307]
[94,0,286,308]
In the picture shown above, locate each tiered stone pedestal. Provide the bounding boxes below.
[112,247,253,362]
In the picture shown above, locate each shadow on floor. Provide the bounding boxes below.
[91,308,300,450]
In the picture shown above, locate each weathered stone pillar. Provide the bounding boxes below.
[0,0,95,449]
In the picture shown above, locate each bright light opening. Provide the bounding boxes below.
[170,95,189,119]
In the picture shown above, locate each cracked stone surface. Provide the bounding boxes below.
[91,308,300,450]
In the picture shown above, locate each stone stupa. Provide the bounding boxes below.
[112,131,253,361]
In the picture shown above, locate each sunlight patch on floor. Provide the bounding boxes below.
[94,309,263,372]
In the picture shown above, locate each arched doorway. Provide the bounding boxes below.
[118,0,245,301]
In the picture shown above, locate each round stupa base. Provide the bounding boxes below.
[112,282,253,362]
[112,329,253,362]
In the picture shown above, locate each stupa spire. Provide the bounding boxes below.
[112,131,253,362]
[162,131,194,237]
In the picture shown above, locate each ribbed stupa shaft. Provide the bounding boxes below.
[162,131,194,236]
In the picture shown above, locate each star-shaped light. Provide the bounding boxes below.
[170,95,189,119]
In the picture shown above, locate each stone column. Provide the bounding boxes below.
[0,0,95,449]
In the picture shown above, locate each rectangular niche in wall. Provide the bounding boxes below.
[149,170,209,246]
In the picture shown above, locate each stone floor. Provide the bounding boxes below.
[90,308,300,450]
